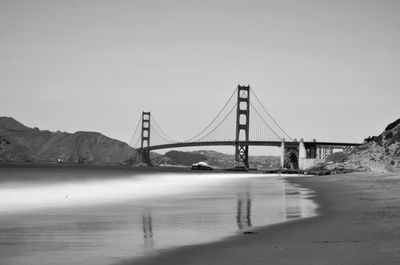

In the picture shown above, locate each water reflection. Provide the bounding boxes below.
[284,183,302,220]
[142,210,154,248]
[236,191,252,230]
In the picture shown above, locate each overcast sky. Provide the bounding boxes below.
[1,0,399,154]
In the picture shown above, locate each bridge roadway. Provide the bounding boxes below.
[138,140,361,152]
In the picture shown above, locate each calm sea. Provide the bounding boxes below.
[0,167,316,265]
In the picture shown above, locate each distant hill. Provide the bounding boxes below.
[0,117,32,131]
[164,151,207,166]
[0,117,138,165]
[191,150,280,169]
[323,118,400,173]
[150,149,280,169]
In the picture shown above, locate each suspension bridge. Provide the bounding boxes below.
[130,85,361,169]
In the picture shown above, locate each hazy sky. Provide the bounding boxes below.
[1,0,399,154]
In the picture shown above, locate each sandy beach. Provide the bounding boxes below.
[120,173,400,265]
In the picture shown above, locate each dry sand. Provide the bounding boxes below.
[120,173,400,265]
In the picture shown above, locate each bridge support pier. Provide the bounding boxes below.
[298,139,307,170]
[235,85,250,168]
[282,140,333,170]
[297,141,337,170]
[140,111,152,165]
[283,144,299,169]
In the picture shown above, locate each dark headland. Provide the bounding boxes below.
[0,116,138,165]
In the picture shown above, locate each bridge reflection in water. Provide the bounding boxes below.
[236,191,252,230]
[234,181,308,231]
[140,180,311,246]
[142,210,154,248]
[131,176,318,261]
[138,182,311,244]
[284,183,303,220]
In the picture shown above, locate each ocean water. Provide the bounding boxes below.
[0,168,316,265]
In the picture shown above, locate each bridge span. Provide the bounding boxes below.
[131,85,362,169]
[140,141,359,152]
[138,140,361,170]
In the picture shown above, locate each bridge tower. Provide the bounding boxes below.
[141,111,152,165]
[235,85,250,168]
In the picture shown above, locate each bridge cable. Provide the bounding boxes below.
[134,132,141,148]
[195,103,237,142]
[150,124,177,144]
[250,89,293,141]
[150,114,179,143]
[183,87,238,142]
[250,102,282,140]
[129,116,142,146]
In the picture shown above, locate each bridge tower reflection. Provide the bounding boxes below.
[236,191,252,230]
[284,183,302,220]
[142,210,154,247]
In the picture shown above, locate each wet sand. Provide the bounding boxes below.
[120,173,400,265]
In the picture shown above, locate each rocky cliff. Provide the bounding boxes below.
[325,118,400,173]
[0,117,138,165]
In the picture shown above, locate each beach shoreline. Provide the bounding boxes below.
[117,173,400,265]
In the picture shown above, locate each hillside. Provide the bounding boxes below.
[150,149,280,169]
[323,118,400,173]
[0,117,138,165]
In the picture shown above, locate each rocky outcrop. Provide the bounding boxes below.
[324,118,400,173]
[0,117,138,165]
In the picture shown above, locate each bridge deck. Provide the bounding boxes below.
[138,141,362,152]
